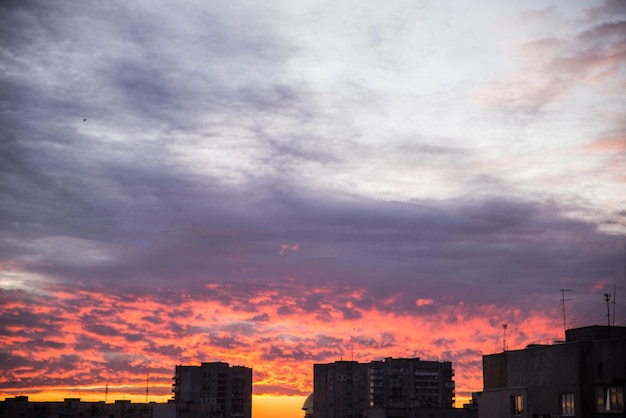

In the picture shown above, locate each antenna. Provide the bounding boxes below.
[145,372,149,404]
[351,329,355,361]
[560,289,572,339]
[617,236,626,327]
[502,324,507,351]
[613,284,617,327]
[605,293,611,327]
[105,384,108,403]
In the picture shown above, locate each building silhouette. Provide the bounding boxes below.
[479,325,626,418]
[313,357,469,418]
[173,362,252,418]
[0,396,177,418]
[314,360,369,418]
[369,357,455,409]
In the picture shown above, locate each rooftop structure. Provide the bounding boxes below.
[479,325,626,418]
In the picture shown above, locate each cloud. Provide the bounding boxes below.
[279,243,299,255]
[2,189,620,308]
[476,7,626,116]
[1,258,623,398]
[584,0,626,23]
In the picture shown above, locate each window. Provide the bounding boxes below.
[560,393,575,416]
[596,387,624,412]
[511,394,524,416]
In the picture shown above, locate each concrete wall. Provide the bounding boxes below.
[478,388,527,418]
[480,334,626,418]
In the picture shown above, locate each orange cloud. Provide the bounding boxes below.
[0,280,569,414]
[580,135,626,153]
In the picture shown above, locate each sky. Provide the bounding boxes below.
[1,0,625,417]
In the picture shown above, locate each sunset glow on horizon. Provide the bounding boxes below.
[0,277,616,415]
[1,0,625,417]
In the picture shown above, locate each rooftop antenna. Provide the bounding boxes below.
[105,384,108,403]
[351,329,355,361]
[502,324,507,351]
[604,293,611,326]
[615,237,626,328]
[145,372,149,404]
[560,289,572,339]
[612,284,617,327]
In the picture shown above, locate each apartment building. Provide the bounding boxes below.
[313,357,462,418]
[172,362,252,418]
[479,325,626,418]
[369,357,454,409]
[314,360,370,418]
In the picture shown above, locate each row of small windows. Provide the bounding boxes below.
[511,393,575,417]
[510,387,624,417]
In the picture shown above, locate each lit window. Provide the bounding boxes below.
[596,387,624,412]
[511,394,523,416]
[560,393,575,416]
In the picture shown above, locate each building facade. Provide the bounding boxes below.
[314,360,370,418]
[313,358,459,418]
[172,362,252,418]
[369,357,454,409]
[479,325,626,418]
[0,396,176,418]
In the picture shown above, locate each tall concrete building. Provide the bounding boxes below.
[172,362,252,418]
[369,357,454,409]
[313,358,457,418]
[479,325,626,418]
[314,360,370,418]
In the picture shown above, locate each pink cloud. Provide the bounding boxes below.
[416,298,434,307]
[0,280,569,407]
[476,15,626,114]
[580,135,626,153]
[279,243,299,255]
